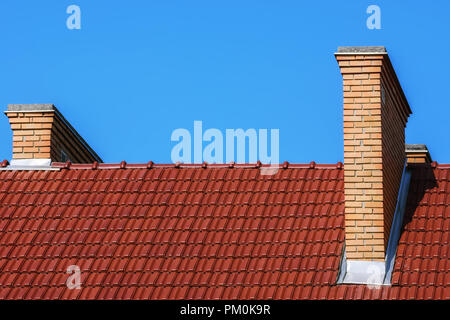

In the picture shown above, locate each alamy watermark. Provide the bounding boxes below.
[366,5,381,30]
[66,5,81,30]
[171,121,280,175]
[365,264,384,290]
[66,265,82,289]
[65,5,381,31]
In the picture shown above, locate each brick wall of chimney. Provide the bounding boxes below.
[8,112,54,160]
[337,52,411,261]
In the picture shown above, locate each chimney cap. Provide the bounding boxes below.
[405,144,429,152]
[336,46,387,54]
[406,144,432,164]
[7,104,56,112]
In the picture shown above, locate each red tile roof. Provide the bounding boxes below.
[0,162,448,299]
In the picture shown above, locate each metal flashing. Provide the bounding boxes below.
[336,247,347,283]
[345,260,386,285]
[383,162,412,284]
[2,159,59,171]
[10,159,51,166]
[337,162,411,285]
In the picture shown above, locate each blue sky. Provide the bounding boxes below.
[0,0,449,164]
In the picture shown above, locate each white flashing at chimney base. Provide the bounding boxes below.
[0,159,59,171]
[10,159,52,167]
[337,162,412,286]
[343,260,386,285]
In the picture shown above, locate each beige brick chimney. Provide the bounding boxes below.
[5,104,102,165]
[335,47,412,262]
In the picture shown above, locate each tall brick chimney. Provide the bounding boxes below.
[5,104,102,166]
[335,47,412,263]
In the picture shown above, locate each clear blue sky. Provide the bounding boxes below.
[0,0,449,164]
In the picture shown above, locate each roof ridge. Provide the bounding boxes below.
[48,161,345,170]
[3,159,450,170]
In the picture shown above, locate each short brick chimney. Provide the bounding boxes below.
[5,104,101,165]
[335,47,412,262]
[406,144,431,164]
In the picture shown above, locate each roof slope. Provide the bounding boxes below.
[0,163,448,299]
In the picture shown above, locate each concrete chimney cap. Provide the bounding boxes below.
[405,144,429,152]
[6,104,56,112]
[336,46,387,54]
